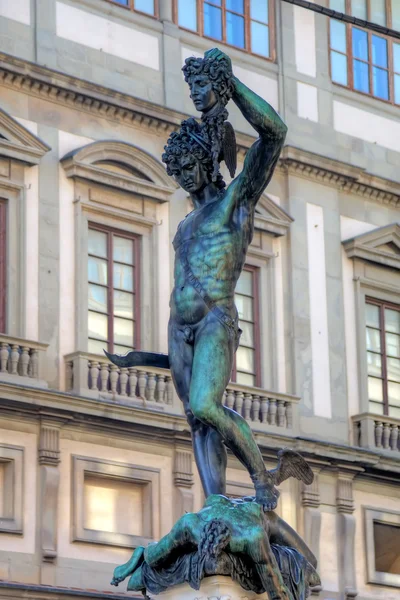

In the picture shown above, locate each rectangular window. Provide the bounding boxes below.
[0,200,6,334]
[105,0,157,16]
[232,265,261,387]
[88,224,140,356]
[329,0,399,105]
[366,299,400,418]
[365,508,400,588]
[175,0,274,59]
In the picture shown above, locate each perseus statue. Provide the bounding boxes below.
[107,48,311,510]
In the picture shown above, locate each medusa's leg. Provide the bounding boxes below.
[268,512,317,569]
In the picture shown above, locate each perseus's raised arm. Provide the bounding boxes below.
[230,75,287,206]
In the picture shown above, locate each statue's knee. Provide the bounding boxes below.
[191,400,212,426]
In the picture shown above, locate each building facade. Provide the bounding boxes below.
[0,0,399,599]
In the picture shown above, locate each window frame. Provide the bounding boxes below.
[231,264,262,388]
[102,0,159,18]
[0,200,6,334]
[329,0,399,106]
[365,296,400,417]
[88,222,141,355]
[365,507,400,587]
[173,0,276,62]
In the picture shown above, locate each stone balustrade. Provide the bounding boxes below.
[65,352,300,434]
[0,334,48,386]
[353,413,400,453]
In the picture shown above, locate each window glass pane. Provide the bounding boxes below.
[371,36,387,67]
[178,0,197,30]
[250,0,269,23]
[331,51,348,85]
[204,3,222,39]
[114,344,132,355]
[227,0,244,12]
[88,311,108,341]
[369,400,384,415]
[367,352,382,377]
[351,0,367,19]
[251,21,269,57]
[394,44,400,73]
[387,357,400,382]
[389,405,400,418]
[114,317,133,347]
[239,322,255,348]
[88,339,108,354]
[330,0,345,10]
[330,20,347,53]
[366,303,380,328]
[207,0,222,4]
[392,1,400,31]
[385,308,400,334]
[236,371,255,386]
[388,381,400,406]
[226,12,245,48]
[134,0,155,14]
[368,376,383,401]
[370,0,386,25]
[113,264,134,292]
[386,332,400,358]
[373,67,389,100]
[395,75,400,105]
[236,346,255,373]
[88,257,108,285]
[366,327,381,352]
[353,59,369,93]
[113,0,129,4]
[236,270,253,295]
[113,290,134,319]
[88,229,107,258]
[352,28,368,60]
[236,294,253,321]
[88,284,108,313]
[113,236,134,264]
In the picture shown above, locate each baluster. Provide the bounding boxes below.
[222,391,227,406]
[0,342,8,372]
[252,395,260,422]
[286,402,293,429]
[20,347,30,377]
[138,370,147,399]
[166,376,174,404]
[89,361,100,391]
[234,391,244,416]
[109,365,119,394]
[100,363,109,392]
[66,360,73,390]
[128,368,138,397]
[260,396,269,423]
[10,344,19,375]
[277,399,285,427]
[383,422,391,449]
[226,388,235,410]
[119,368,128,396]
[30,349,39,378]
[268,398,277,426]
[375,421,383,448]
[390,425,399,452]
[156,374,166,403]
[243,394,252,421]
[147,373,156,402]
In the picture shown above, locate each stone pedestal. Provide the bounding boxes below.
[147,576,268,600]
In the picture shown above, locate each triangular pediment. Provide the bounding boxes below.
[343,223,400,269]
[0,108,50,165]
[254,193,294,237]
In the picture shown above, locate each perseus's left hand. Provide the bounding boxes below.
[204,47,233,75]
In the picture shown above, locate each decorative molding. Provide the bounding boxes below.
[39,423,60,466]
[61,140,177,203]
[173,449,194,488]
[337,475,355,515]
[301,471,320,508]
[254,193,294,237]
[343,223,400,270]
[0,444,23,534]
[0,107,50,166]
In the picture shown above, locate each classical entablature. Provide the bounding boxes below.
[0,108,50,166]
[343,223,400,270]
[60,140,177,203]
[255,194,294,237]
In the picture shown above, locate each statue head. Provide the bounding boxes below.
[183,54,234,114]
[162,118,225,193]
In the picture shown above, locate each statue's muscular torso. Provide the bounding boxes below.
[170,188,253,326]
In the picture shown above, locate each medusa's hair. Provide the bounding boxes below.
[182,55,234,107]
[162,118,226,190]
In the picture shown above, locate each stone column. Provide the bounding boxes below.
[301,470,322,596]
[173,448,194,520]
[336,470,359,600]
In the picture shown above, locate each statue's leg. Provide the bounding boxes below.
[247,531,292,600]
[168,319,227,496]
[268,512,317,569]
[189,314,271,505]
[145,513,201,568]
[111,546,145,585]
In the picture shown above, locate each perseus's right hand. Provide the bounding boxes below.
[204,47,232,75]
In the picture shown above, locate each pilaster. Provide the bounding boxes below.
[336,468,360,600]
[173,447,194,520]
[301,469,322,596]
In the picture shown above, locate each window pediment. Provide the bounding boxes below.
[254,194,294,237]
[61,140,177,203]
[343,223,400,270]
[0,108,50,166]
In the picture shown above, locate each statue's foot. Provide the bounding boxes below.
[110,546,145,586]
[255,482,280,512]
